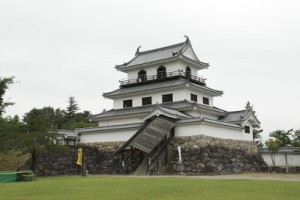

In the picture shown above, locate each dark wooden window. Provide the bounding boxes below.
[123,99,132,108]
[191,94,197,102]
[186,66,191,79]
[245,126,250,133]
[162,94,173,103]
[157,66,166,79]
[203,97,209,105]
[138,70,147,82]
[142,97,152,105]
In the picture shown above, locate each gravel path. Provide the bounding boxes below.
[187,173,300,182]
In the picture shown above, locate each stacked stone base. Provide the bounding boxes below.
[167,135,267,174]
[33,136,267,176]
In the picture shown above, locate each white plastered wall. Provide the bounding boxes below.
[261,153,300,167]
[98,118,143,126]
[241,120,254,141]
[175,123,252,141]
[80,129,137,143]
[126,60,199,80]
[113,87,214,109]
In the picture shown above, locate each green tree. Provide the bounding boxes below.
[269,129,293,147]
[265,138,282,167]
[0,115,27,151]
[65,96,79,119]
[291,129,300,147]
[20,107,59,171]
[62,110,97,130]
[0,76,15,116]
[53,108,66,129]
[253,129,264,148]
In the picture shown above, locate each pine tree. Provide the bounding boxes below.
[65,96,79,119]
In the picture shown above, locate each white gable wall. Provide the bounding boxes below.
[182,46,198,61]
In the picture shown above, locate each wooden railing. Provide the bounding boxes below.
[119,70,206,86]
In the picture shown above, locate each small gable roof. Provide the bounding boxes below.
[220,109,260,127]
[141,105,191,121]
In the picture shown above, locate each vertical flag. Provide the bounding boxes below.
[76,148,82,166]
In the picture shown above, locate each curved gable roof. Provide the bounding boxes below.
[115,38,208,71]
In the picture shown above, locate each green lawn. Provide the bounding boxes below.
[1,176,299,200]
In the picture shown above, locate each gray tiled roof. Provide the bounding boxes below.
[103,78,223,98]
[115,39,208,70]
[90,100,227,121]
[219,109,260,125]
[176,117,243,129]
[158,106,191,119]
[259,147,300,153]
[117,42,186,68]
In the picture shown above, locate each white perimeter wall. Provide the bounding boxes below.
[175,123,252,141]
[261,153,300,167]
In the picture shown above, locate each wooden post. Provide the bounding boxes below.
[148,155,151,176]
[285,153,289,173]
[156,146,159,174]
[130,147,134,173]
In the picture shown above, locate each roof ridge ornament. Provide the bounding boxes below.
[184,35,190,42]
[135,46,141,56]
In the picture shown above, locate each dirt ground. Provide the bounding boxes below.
[188,173,300,182]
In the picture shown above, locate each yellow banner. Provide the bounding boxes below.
[76,148,82,166]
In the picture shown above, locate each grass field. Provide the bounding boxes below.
[1,175,299,200]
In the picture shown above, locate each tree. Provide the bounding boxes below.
[0,115,27,151]
[265,138,282,168]
[21,107,59,170]
[0,76,15,116]
[269,129,293,147]
[61,110,97,130]
[291,129,300,147]
[53,108,66,129]
[253,129,264,148]
[65,96,79,119]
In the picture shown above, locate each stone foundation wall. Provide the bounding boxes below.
[34,135,268,176]
[34,141,125,176]
[167,135,267,174]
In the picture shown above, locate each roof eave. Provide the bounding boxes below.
[115,56,180,72]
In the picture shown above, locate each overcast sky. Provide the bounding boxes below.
[1,0,300,140]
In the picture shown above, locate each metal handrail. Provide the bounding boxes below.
[119,70,206,85]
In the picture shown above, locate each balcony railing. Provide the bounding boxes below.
[119,70,206,86]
